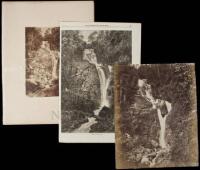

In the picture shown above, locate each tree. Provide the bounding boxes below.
[26,27,43,51]
[44,27,60,51]
[90,31,132,64]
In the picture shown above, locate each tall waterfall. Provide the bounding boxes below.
[51,51,59,80]
[138,79,172,149]
[159,101,171,148]
[95,64,111,108]
[157,108,167,148]
[40,41,58,81]
[83,49,111,115]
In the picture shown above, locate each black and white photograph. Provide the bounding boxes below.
[115,64,198,168]
[59,22,141,142]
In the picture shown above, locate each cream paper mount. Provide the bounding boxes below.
[2,1,94,125]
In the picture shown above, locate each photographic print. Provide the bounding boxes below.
[115,64,198,168]
[2,1,94,124]
[26,27,59,97]
[59,22,141,142]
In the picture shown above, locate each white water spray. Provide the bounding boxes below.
[83,49,111,115]
[157,108,167,148]
[156,100,172,148]
[138,79,172,149]
[51,51,59,80]
[40,41,58,81]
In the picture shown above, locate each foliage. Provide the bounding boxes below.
[61,30,132,132]
[26,27,59,97]
[89,31,132,64]
[117,64,197,167]
[44,27,60,50]
[26,27,43,51]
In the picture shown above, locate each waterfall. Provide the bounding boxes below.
[40,41,58,81]
[96,64,111,108]
[83,49,111,116]
[51,52,58,80]
[157,108,167,148]
[138,79,172,149]
[157,100,171,148]
[72,49,112,132]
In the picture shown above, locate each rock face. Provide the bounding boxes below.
[61,61,100,132]
[128,95,160,149]
[61,110,90,132]
[83,49,112,116]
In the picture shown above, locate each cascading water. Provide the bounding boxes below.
[95,65,111,108]
[51,52,58,80]
[138,79,172,149]
[156,100,172,148]
[83,49,111,116]
[72,49,111,132]
[157,108,167,148]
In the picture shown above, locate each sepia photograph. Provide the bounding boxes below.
[115,64,198,168]
[59,22,141,142]
[26,27,60,97]
[2,1,94,124]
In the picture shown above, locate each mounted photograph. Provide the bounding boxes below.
[2,1,94,124]
[59,22,141,142]
[115,64,198,168]
[26,27,59,97]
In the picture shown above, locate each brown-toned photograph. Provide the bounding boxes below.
[115,64,198,168]
[25,27,59,97]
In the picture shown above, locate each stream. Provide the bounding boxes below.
[73,117,97,133]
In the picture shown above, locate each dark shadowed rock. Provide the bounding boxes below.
[90,106,114,132]
[98,106,113,119]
